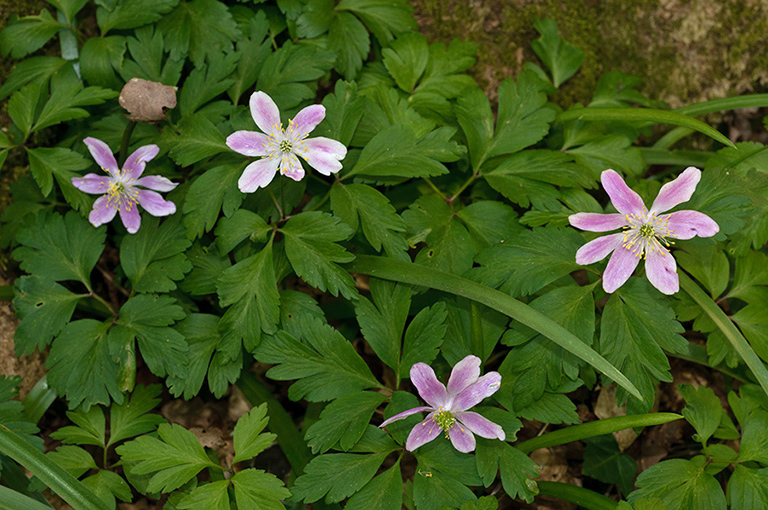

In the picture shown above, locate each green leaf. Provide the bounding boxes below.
[413,439,482,510]
[565,134,644,177]
[281,211,357,299]
[336,0,416,44]
[678,384,722,446]
[26,147,92,213]
[729,250,768,303]
[50,406,106,448]
[79,36,126,90]
[737,410,768,464]
[455,201,522,252]
[228,13,271,103]
[582,435,637,495]
[383,32,428,92]
[676,245,729,299]
[180,243,231,295]
[178,53,237,116]
[0,56,67,101]
[115,423,222,493]
[12,276,83,354]
[119,25,184,85]
[345,461,403,510]
[178,480,230,510]
[354,278,410,372]
[317,80,366,146]
[531,18,584,87]
[601,278,687,413]
[46,319,123,410]
[472,227,583,296]
[115,294,188,381]
[7,82,42,137]
[456,71,554,172]
[233,403,276,464]
[442,297,507,364]
[330,182,408,258]
[0,375,41,443]
[162,114,230,167]
[460,496,499,510]
[96,0,178,34]
[120,215,192,293]
[0,9,62,59]
[400,302,447,378]
[214,209,270,254]
[13,211,105,286]
[305,391,388,454]
[231,468,291,510]
[108,384,164,448]
[182,162,246,239]
[46,0,89,24]
[82,470,132,507]
[727,465,768,509]
[256,41,335,109]
[292,452,389,503]
[328,12,370,80]
[629,459,727,509]
[295,0,334,38]
[157,0,239,66]
[410,39,477,119]
[515,391,579,425]
[476,441,538,503]
[255,316,381,402]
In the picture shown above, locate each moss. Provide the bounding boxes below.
[411,0,768,108]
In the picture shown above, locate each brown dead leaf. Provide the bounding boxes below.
[119,78,176,123]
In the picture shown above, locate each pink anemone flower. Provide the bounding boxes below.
[569,167,719,295]
[72,137,177,234]
[379,355,505,453]
[226,91,347,193]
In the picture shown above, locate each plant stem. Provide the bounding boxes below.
[118,121,137,166]
[449,174,478,203]
[422,178,447,201]
[268,188,284,219]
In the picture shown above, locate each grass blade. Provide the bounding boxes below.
[537,481,618,510]
[0,485,53,510]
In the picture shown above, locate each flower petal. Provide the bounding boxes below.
[303,136,347,160]
[290,105,325,138]
[601,169,645,216]
[456,411,505,440]
[569,213,627,232]
[665,210,719,240]
[602,244,641,293]
[645,247,679,295]
[239,158,280,193]
[304,151,343,176]
[451,372,501,412]
[84,137,118,173]
[448,423,476,453]
[123,144,160,179]
[137,189,176,217]
[379,406,433,428]
[405,415,442,451]
[575,233,623,265]
[250,91,281,136]
[410,363,448,408]
[133,175,177,192]
[88,196,117,227]
[279,153,305,182]
[446,355,481,396]
[72,173,111,194]
[226,130,270,157]
[119,201,141,234]
[650,166,701,214]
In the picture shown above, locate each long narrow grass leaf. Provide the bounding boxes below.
[23,375,57,424]
[674,94,768,116]
[0,485,53,510]
[346,255,642,400]
[537,481,618,510]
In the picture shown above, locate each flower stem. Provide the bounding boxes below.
[422,178,447,201]
[268,188,284,219]
[118,121,137,166]
[449,174,478,203]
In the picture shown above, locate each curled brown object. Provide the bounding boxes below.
[118,77,177,123]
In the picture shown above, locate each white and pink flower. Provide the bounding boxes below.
[226,91,347,193]
[380,355,505,453]
[72,137,177,234]
[569,167,719,295]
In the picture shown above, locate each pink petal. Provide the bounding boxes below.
[119,201,141,234]
[446,355,481,396]
[602,244,640,293]
[405,414,442,451]
[304,151,343,176]
[451,372,501,412]
[279,153,305,182]
[250,91,281,136]
[665,210,719,240]
[303,137,347,160]
[123,144,160,179]
[379,406,433,428]
[84,137,118,173]
[72,173,111,194]
[575,233,623,265]
[601,169,645,216]
[569,213,627,232]
[645,247,679,295]
[650,167,701,214]
[89,195,117,227]
[456,411,505,440]
[410,363,448,408]
[133,175,177,192]
[226,130,270,157]
[238,158,279,193]
[448,423,476,453]
[290,105,325,138]
[137,189,176,217]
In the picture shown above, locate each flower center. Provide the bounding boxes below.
[433,409,456,432]
[279,139,292,153]
[106,177,138,209]
[622,209,676,258]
